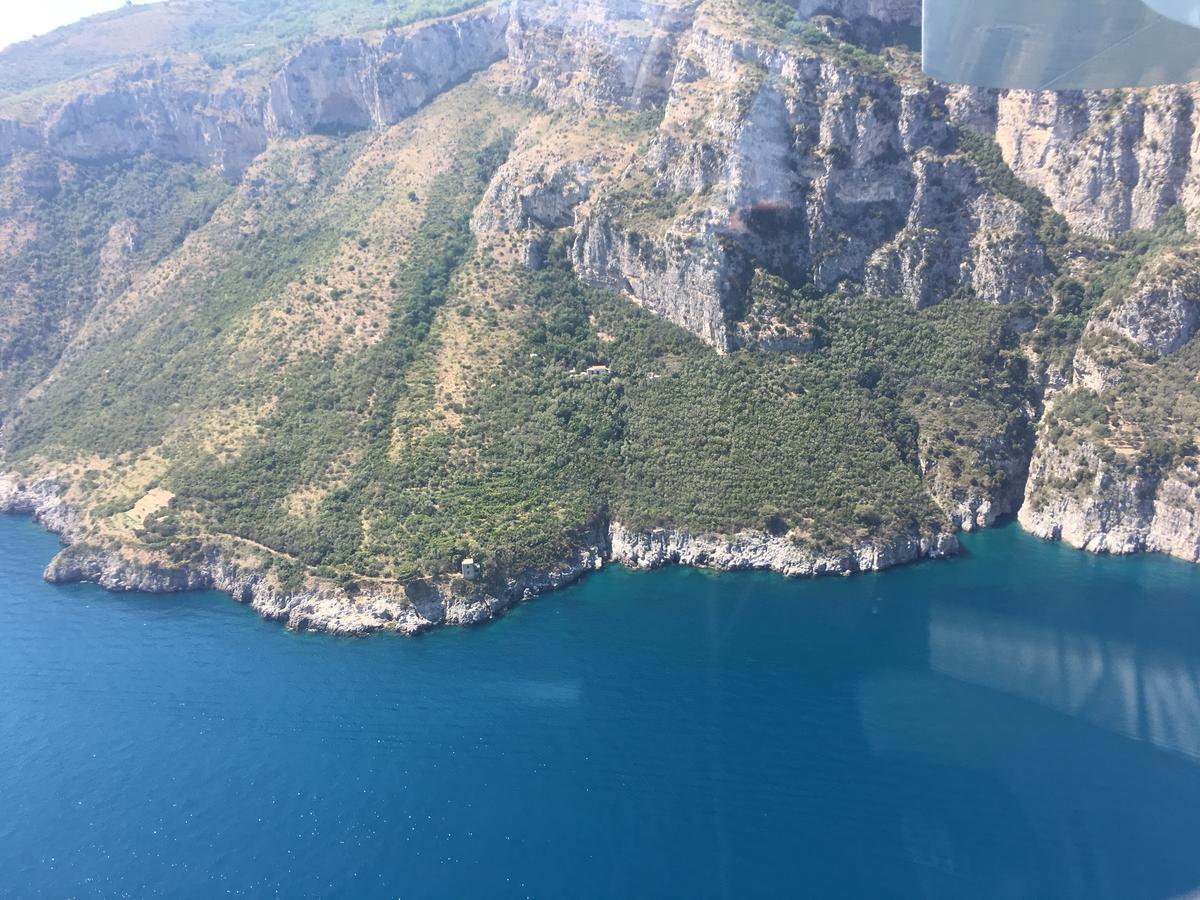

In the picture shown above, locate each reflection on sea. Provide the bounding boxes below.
[856,593,1200,900]
[930,603,1200,761]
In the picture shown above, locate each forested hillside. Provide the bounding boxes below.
[1,0,1197,633]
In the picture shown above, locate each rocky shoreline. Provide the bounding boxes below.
[6,462,1199,636]
[608,522,959,576]
[2,473,961,636]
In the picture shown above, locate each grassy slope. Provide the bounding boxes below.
[0,157,232,420]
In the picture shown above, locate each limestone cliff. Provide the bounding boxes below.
[1,0,1199,638]
[1020,439,1200,563]
[1,7,510,178]
[994,89,1199,238]
[477,2,1051,351]
[1020,248,1200,563]
[610,521,958,576]
[266,11,509,136]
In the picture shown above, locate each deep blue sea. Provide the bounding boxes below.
[3,515,1200,899]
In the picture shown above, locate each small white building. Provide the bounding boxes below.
[461,558,481,581]
[585,365,611,378]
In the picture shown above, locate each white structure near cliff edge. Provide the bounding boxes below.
[461,558,481,581]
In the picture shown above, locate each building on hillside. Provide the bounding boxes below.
[461,558,481,581]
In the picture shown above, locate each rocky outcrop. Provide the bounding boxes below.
[469,119,632,265]
[1092,255,1200,356]
[921,433,1033,534]
[503,0,699,110]
[610,521,959,574]
[2,7,509,179]
[0,475,83,542]
[1020,439,1152,554]
[0,149,61,207]
[473,155,594,235]
[1019,439,1200,562]
[265,10,509,136]
[1148,464,1200,562]
[865,153,1049,308]
[572,209,745,349]
[994,88,1198,238]
[95,219,140,301]
[41,532,610,636]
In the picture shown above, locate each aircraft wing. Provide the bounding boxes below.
[922,0,1200,89]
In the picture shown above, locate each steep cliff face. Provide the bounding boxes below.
[0,475,82,542]
[1020,439,1200,563]
[0,7,510,179]
[2,0,1195,299]
[1021,438,1156,555]
[504,0,700,110]
[572,208,746,348]
[1093,255,1200,355]
[42,63,268,176]
[479,5,1051,351]
[266,10,509,136]
[995,88,1199,238]
[0,0,1178,348]
[1020,245,1200,562]
[795,0,919,23]
[864,153,1048,309]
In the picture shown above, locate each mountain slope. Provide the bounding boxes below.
[0,0,1197,633]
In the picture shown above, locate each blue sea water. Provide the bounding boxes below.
[3,515,1200,899]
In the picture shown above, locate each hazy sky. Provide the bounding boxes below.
[0,0,158,52]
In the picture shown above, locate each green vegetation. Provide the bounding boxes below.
[152,230,1025,578]
[1042,291,1200,476]
[167,131,522,577]
[0,154,231,418]
[0,90,1039,584]
[955,129,1068,248]
[6,135,368,456]
[747,0,895,78]
[1028,205,1192,364]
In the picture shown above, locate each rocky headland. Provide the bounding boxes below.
[1,473,956,634]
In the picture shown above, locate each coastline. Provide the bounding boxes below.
[1,473,960,636]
